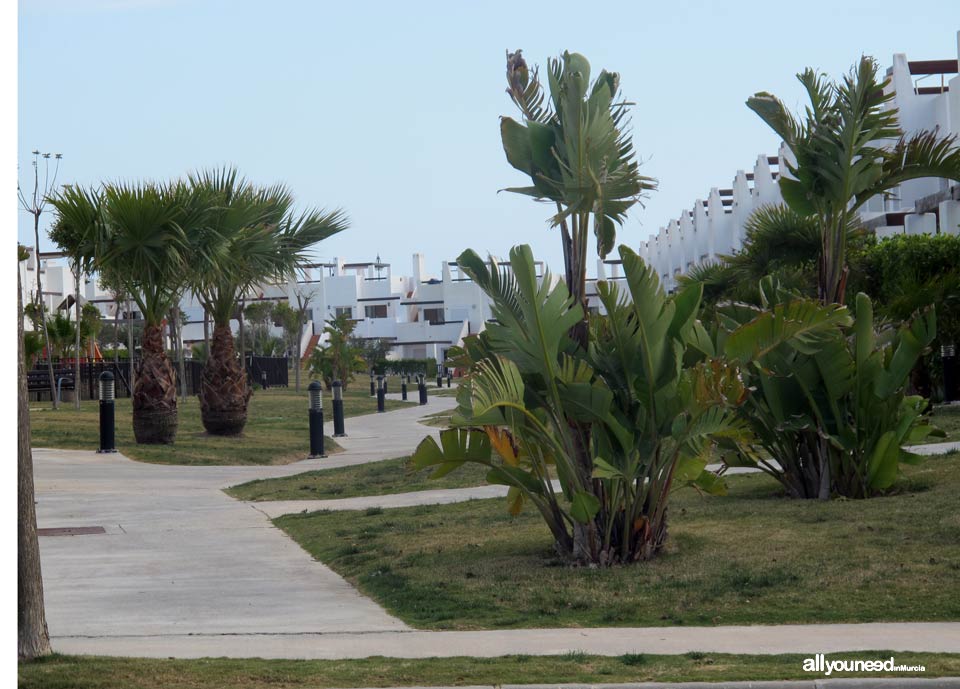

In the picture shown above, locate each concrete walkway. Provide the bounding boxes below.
[35,396,960,660]
[35,395,457,643]
[50,622,960,659]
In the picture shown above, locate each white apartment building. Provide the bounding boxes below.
[643,33,960,291]
[18,249,512,367]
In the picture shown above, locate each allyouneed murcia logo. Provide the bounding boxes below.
[803,654,925,676]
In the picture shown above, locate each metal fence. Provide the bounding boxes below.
[247,356,289,389]
[28,355,289,401]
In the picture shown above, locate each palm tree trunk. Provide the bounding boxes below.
[132,323,178,444]
[127,299,135,393]
[18,265,51,660]
[238,298,246,370]
[200,323,251,436]
[113,296,120,363]
[170,307,187,401]
[74,268,81,408]
[203,310,210,360]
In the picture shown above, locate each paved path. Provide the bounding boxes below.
[35,395,457,644]
[908,441,960,455]
[50,622,960,659]
[35,395,960,660]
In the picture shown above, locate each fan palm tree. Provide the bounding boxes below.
[50,180,212,443]
[747,56,960,305]
[186,168,348,435]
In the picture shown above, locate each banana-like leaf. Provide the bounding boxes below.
[724,298,851,362]
[486,465,545,495]
[558,380,614,424]
[591,456,625,479]
[570,490,601,524]
[874,306,936,399]
[866,430,900,490]
[411,429,491,471]
[500,117,534,176]
[506,486,525,516]
[693,471,728,496]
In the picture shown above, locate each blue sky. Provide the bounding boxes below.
[17,0,958,277]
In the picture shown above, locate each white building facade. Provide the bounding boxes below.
[642,34,960,292]
[19,250,504,367]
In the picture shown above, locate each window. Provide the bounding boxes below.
[364,304,388,319]
[335,306,353,319]
[423,307,444,325]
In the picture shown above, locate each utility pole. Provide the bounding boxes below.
[18,150,62,409]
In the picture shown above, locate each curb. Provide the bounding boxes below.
[347,680,960,689]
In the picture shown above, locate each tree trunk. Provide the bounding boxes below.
[171,307,187,401]
[33,224,58,410]
[132,323,178,444]
[200,323,251,436]
[237,299,246,365]
[126,299,135,392]
[113,296,120,363]
[203,310,210,361]
[74,268,81,409]
[19,265,51,660]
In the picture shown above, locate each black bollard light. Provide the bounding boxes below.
[332,380,346,437]
[436,369,443,388]
[308,381,326,458]
[369,370,376,397]
[261,371,268,390]
[401,378,408,401]
[418,375,428,405]
[377,375,386,413]
[383,376,388,395]
[446,373,452,388]
[97,371,117,454]
[943,344,957,403]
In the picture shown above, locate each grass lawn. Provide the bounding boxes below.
[930,403,960,442]
[226,455,489,501]
[29,385,411,466]
[18,652,959,688]
[275,451,960,630]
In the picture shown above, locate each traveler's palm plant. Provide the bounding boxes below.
[747,57,960,304]
[719,278,941,498]
[500,50,656,344]
[413,245,846,563]
[679,204,864,313]
[187,168,347,435]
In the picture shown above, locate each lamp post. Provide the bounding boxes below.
[418,373,428,405]
[97,371,117,453]
[943,344,957,403]
[377,375,385,413]
[307,381,326,458]
[332,380,346,437]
